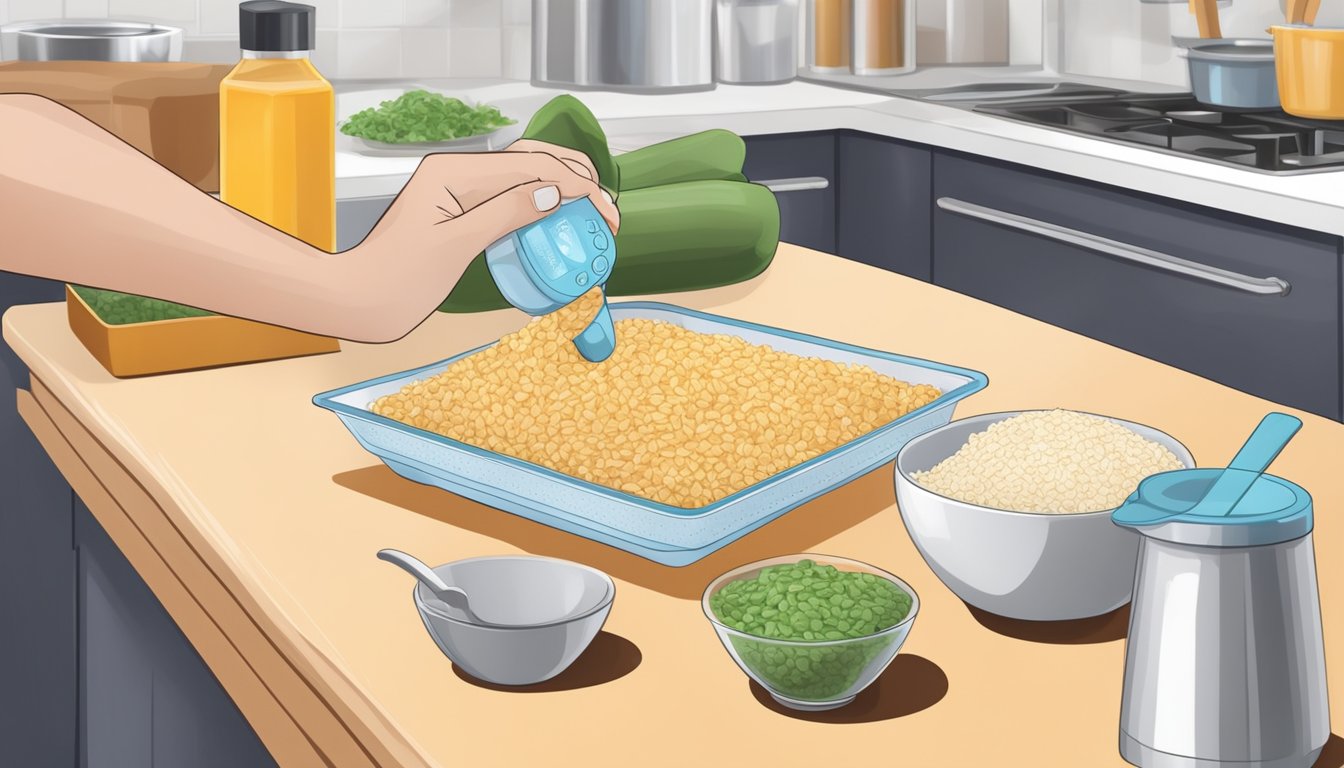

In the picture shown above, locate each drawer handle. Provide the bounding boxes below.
[936,197,1291,297]
[757,176,830,193]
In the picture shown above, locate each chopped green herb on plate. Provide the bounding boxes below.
[340,90,516,144]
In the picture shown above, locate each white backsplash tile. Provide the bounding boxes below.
[334,27,401,78]
[447,24,499,77]
[405,0,450,26]
[64,0,110,19]
[197,0,235,35]
[341,0,400,28]
[7,0,63,22]
[502,0,528,26]
[1007,0,1041,66]
[501,22,528,80]
[181,33,236,63]
[448,0,499,27]
[107,0,197,31]
[303,0,339,28]
[401,25,449,77]
[311,27,339,74]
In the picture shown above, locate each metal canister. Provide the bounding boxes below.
[1113,461,1330,768]
[851,0,914,75]
[714,0,799,84]
[806,0,851,73]
[532,0,714,93]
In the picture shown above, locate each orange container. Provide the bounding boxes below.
[66,285,338,378]
[1271,25,1344,118]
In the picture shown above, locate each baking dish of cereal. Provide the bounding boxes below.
[314,302,987,566]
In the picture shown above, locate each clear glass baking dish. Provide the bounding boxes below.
[313,302,988,566]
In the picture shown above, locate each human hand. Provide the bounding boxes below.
[503,138,606,194]
[345,147,619,341]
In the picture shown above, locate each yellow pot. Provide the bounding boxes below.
[1271,24,1344,118]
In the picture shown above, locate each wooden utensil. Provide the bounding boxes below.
[1190,0,1223,39]
[1287,0,1321,25]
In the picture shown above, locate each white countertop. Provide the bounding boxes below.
[333,78,1344,239]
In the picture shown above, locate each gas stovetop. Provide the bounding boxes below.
[975,95,1344,175]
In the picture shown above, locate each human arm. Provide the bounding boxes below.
[0,93,617,343]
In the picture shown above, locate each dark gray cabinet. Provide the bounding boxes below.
[742,132,837,254]
[931,152,1342,420]
[836,132,932,280]
[0,273,77,766]
[76,498,277,768]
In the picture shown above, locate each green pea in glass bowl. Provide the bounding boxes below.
[702,554,920,711]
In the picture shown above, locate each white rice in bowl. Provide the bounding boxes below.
[910,409,1185,514]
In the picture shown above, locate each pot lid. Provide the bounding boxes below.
[1185,38,1276,62]
[1112,468,1312,546]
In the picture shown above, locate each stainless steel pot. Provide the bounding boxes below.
[532,0,714,92]
[14,20,182,62]
[1184,38,1279,109]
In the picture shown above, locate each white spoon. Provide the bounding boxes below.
[377,549,506,627]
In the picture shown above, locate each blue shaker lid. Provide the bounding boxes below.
[484,196,615,315]
[483,196,617,362]
[1112,468,1313,546]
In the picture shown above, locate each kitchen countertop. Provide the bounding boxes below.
[333,78,1344,238]
[5,246,1341,767]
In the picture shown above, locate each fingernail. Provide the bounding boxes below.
[601,189,614,205]
[533,185,560,211]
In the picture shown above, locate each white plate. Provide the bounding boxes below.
[337,87,532,157]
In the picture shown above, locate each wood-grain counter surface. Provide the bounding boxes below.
[5,246,1341,767]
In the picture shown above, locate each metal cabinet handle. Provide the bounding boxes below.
[936,197,1291,296]
[757,176,830,193]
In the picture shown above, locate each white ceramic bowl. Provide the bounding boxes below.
[412,555,614,685]
[893,411,1195,622]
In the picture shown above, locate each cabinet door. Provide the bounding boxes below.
[933,152,1342,420]
[742,132,836,254]
[836,132,932,280]
[76,500,277,768]
[0,274,76,767]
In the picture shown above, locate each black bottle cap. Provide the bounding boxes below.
[239,1,316,52]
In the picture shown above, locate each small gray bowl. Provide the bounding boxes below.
[894,411,1195,622]
[412,555,615,686]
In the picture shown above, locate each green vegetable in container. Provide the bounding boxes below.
[73,285,213,325]
[341,90,516,144]
[710,560,913,701]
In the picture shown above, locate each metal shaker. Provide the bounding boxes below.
[1112,413,1329,768]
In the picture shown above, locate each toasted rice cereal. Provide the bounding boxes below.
[371,290,942,507]
[911,409,1185,514]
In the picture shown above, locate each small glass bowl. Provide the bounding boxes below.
[701,554,920,711]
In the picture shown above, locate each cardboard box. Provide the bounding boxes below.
[0,61,231,192]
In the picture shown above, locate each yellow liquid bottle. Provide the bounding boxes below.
[220,1,334,252]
